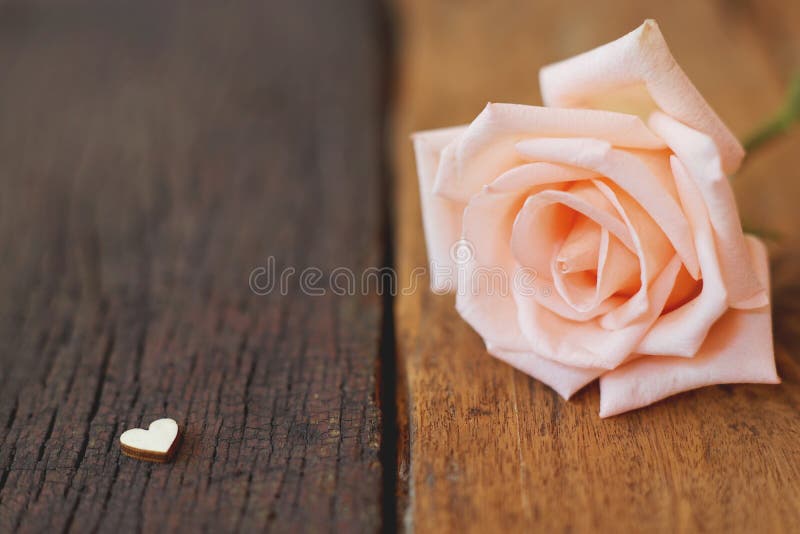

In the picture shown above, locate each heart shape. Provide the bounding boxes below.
[120,418,180,462]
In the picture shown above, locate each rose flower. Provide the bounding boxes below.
[412,20,779,416]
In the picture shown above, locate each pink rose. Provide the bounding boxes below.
[412,20,779,417]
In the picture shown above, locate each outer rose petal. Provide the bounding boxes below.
[648,112,767,309]
[635,156,728,357]
[456,261,532,353]
[539,20,744,174]
[412,126,467,292]
[599,236,779,418]
[433,103,666,203]
[486,344,602,400]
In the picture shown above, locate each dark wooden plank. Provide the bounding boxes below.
[391,0,800,531]
[0,1,387,532]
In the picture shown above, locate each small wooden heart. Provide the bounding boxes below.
[120,418,180,463]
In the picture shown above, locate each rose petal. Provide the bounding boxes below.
[433,103,667,203]
[456,163,597,352]
[552,217,603,308]
[516,137,699,278]
[462,163,619,324]
[510,184,634,274]
[599,236,779,417]
[552,229,640,313]
[511,184,634,319]
[635,156,728,356]
[515,255,682,369]
[648,111,768,309]
[487,161,601,194]
[486,343,602,399]
[456,260,532,352]
[412,126,468,292]
[556,215,602,274]
[509,181,639,316]
[591,180,668,330]
[591,230,640,304]
[539,19,744,174]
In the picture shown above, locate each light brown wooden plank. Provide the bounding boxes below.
[391,0,800,531]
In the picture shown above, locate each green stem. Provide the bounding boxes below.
[743,72,800,153]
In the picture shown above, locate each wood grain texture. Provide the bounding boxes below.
[0,1,388,532]
[390,0,800,532]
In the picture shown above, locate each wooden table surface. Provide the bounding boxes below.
[1,1,799,533]
[0,2,387,532]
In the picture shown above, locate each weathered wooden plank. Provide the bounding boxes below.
[0,1,387,532]
[391,0,800,531]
